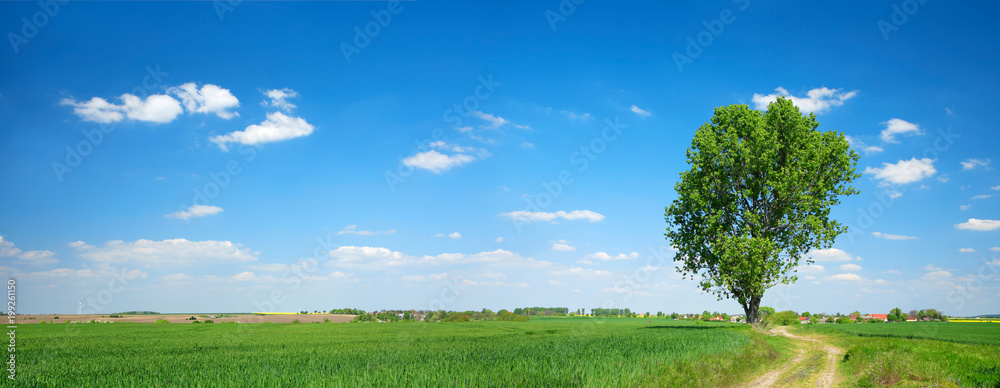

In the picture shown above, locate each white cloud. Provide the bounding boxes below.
[495,237,504,243]
[433,232,462,239]
[403,150,478,174]
[551,240,575,252]
[16,250,58,265]
[0,237,58,265]
[958,248,975,253]
[161,273,193,282]
[954,218,1000,231]
[883,269,901,275]
[166,205,223,220]
[402,273,449,282]
[961,158,991,171]
[992,186,1000,191]
[864,158,936,185]
[561,111,593,121]
[841,263,863,271]
[549,267,612,278]
[797,264,826,274]
[971,194,993,200]
[336,225,396,236]
[210,112,314,151]
[879,118,923,143]
[262,88,299,112]
[991,247,1000,252]
[548,280,567,286]
[460,279,528,288]
[326,246,550,270]
[71,238,258,267]
[62,94,183,124]
[959,205,971,211]
[584,252,638,261]
[751,87,857,114]
[630,105,651,117]
[826,273,864,281]
[25,267,147,280]
[168,83,240,119]
[845,135,883,155]
[499,210,605,223]
[807,248,856,262]
[470,110,509,129]
[871,232,916,240]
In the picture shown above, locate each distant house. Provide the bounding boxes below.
[799,316,810,324]
[730,316,742,323]
[709,316,723,321]
[906,316,917,322]
[870,314,889,322]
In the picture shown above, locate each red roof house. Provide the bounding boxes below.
[870,314,888,322]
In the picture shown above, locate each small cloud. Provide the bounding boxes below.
[840,263,863,271]
[630,105,652,117]
[879,118,923,143]
[336,225,396,236]
[551,240,576,252]
[971,194,993,200]
[433,232,461,239]
[961,158,991,171]
[210,111,314,151]
[992,186,1000,191]
[826,273,864,281]
[864,158,936,185]
[499,210,605,223]
[168,83,240,119]
[954,218,1000,231]
[959,205,971,211]
[751,86,857,114]
[582,252,639,262]
[871,232,916,240]
[883,269,901,275]
[807,248,856,262]
[495,237,504,243]
[403,150,479,174]
[262,88,299,112]
[166,205,223,220]
[958,248,975,253]
[548,280,567,286]
[521,141,534,148]
[990,247,1000,252]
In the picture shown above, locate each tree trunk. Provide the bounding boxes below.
[743,295,762,325]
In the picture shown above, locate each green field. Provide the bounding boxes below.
[799,323,1000,387]
[17,318,788,387]
[801,322,1000,346]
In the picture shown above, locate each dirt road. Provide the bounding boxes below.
[745,326,844,388]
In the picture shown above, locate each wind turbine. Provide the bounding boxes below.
[78,301,82,315]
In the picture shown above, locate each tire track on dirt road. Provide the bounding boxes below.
[744,326,844,388]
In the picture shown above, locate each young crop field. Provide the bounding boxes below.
[17,318,788,387]
[801,322,1000,346]
[798,323,1000,386]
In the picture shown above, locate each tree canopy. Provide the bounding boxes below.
[665,97,860,325]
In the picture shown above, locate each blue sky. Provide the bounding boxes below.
[1,1,998,316]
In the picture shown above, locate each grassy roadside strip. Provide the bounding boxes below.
[799,326,1000,387]
[647,326,795,387]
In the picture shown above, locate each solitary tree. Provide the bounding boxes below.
[665,98,860,325]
